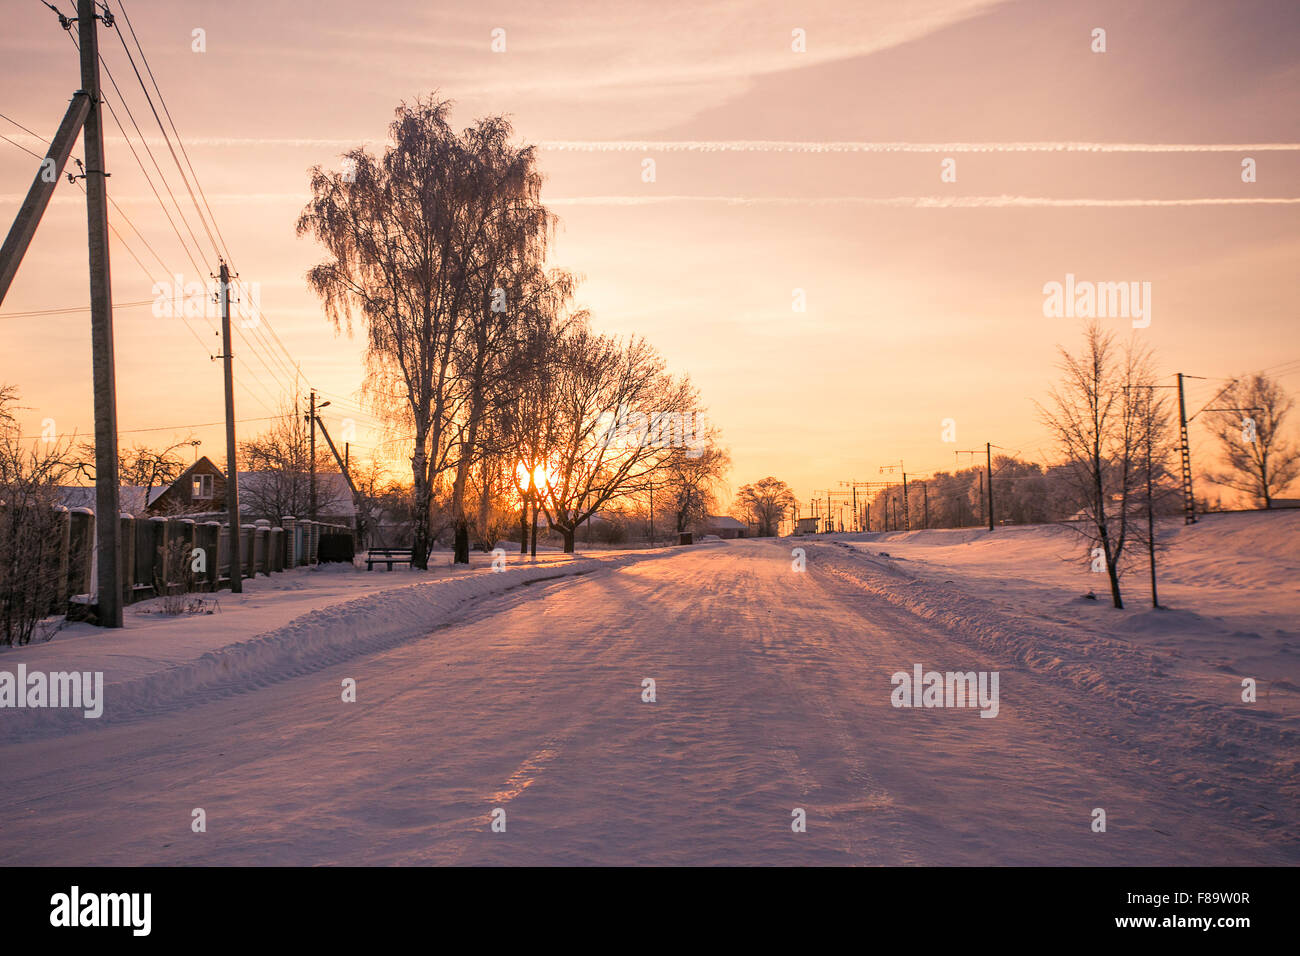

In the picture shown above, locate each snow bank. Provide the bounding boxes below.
[1,549,678,740]
[791,515,1300,828]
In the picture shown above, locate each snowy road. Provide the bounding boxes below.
[1,540,1292,865]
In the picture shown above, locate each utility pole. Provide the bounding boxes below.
[79,0,123,624]
[1176,372,1196,524]
[1123,381,1187,607]
[314,413,360,547]
[986,442,994,531]
[921,481,929,529]
[957,449,990,530]
[879,462,909,530]
[648,480,654,547]
[0,90,91,304]
[218,260,242,593]
[902,472,909,530]
[1,2,123,622]
[308,388,318,523]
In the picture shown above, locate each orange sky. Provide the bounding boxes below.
[2,0,1298,511]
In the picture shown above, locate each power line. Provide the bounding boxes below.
[18,413,280,442]
[71,17,301,404]
[102,1,222,263]
[89,2,342,412]
[0,299,154,318]
[113,0,231,258]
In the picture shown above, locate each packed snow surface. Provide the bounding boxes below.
[0,516,1294,865]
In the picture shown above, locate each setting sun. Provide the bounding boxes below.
[516,461,556,494]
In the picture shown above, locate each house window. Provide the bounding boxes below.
[192,474,214,499]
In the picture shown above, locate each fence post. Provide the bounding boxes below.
[149,516,168,599]
[281,515,296,567]
[240,524,254,582]
[254,519,270,575]
[52,505,71,614]
[118,513,135,608]
[176,518,195,593]
[68,507,94,598]
[218,522,231,590]
[269,526,283,573]
[202,521,221,591]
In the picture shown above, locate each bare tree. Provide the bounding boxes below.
[660,439,731,534]
[1037,322,1162,609]
[734,476,797,537]
[238,404,344,523]
[298,97,529,569]
[1207,373,1300,508]
[73,437,192,506]
[537,327,700,553]
[0,386,77,645]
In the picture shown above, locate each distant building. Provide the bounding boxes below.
[704,515,748,539]
[62,455,355,528]
[794,516,820,535]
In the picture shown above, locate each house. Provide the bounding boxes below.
[794,516,820,535]
[147,456,228,516]
[703,515,748,539]
[144,456,355,527]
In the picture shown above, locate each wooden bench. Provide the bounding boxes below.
[366,548,414,571]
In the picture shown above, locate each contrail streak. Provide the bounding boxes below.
[545,195,1300,207]
[538,141,1300,153]
[5,135,1294,153]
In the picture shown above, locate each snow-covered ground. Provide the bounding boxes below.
[0,517,1294,865]
[0,545,683,739]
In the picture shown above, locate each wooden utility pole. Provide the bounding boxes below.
[80,0,123,625]
[313,412,361,546]
[0,92,90,304]
[308,388,318,523]
[218,260,242,593]
[0,2,124,623]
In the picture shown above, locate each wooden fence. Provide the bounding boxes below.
[5,506,353,616]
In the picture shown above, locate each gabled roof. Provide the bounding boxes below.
[706,515,748,529]
[57,485,166,515]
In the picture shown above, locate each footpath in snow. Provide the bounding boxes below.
[0,544,688,739]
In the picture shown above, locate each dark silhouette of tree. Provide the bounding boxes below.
[1208,373,1300,508]
[735,476,796,537]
